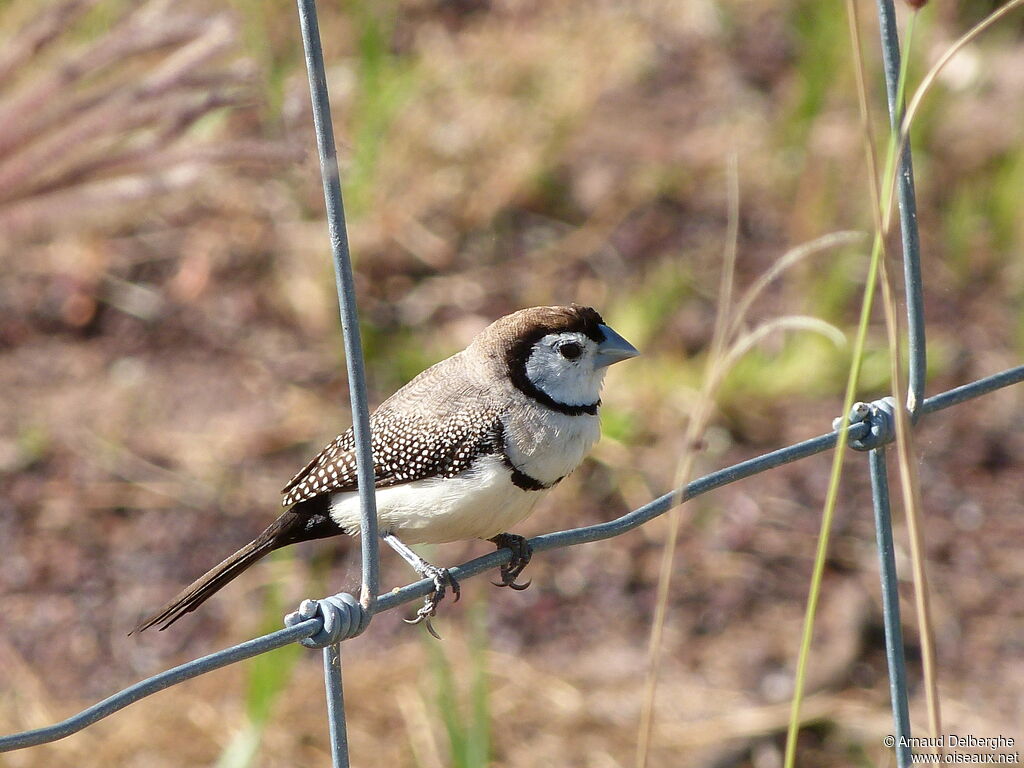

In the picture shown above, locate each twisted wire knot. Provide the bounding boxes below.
[833,396,898,451]
[284,593,370,648]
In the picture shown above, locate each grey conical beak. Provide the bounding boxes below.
[595,324,640,368]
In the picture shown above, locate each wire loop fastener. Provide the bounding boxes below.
[285,594,370,648]
[834,396,898,451]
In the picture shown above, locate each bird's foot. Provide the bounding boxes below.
[489,533,533,591]
[404,564,460,639]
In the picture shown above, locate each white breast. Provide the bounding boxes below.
[328,455,542,545]
[501,408,601,487]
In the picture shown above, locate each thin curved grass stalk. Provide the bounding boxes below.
[879,231,942,751]
[634,155,740,768]
[875,4,948,750]
[878,16,917,241]
[849,3,944,751]
[783,0,989,759]
[782,3,894,762]
[710,156,742,364]
[781,250,882,763]
[727,231,866,340]
[882,0,1024,230]
[719,316,845,375]
[637,163,852,768]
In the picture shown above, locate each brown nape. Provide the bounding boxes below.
[131,496,345,633]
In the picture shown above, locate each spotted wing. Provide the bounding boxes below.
[281,359,504,507]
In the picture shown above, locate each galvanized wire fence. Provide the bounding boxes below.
[1,1,1022,766]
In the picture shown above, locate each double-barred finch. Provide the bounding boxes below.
[134,305,639,634]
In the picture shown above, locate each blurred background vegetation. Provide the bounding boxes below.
[0,1,1022,766]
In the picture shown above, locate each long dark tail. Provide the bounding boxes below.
[132,498,344,633]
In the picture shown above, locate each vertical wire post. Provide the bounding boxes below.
[296,2,378,765]
[295,0,379,607]
[874,5,923,759]
[323,645,351,768]
[868,448,912,768]
[876,0,926,417]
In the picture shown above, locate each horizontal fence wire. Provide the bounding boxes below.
[2,362,1022,754]
[0,622,319,751]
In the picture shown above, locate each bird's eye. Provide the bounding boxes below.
[559,342,583,360]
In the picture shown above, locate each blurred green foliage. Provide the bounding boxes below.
[424,600,491,768]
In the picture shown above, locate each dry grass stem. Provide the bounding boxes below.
[0,0,290,249]
[884,0,1024,230]
[635,156,743,768]
[637,154,851,766]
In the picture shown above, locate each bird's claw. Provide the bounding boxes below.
[489,533,533,591]
[404,565,460,638]
[404,603,443,639]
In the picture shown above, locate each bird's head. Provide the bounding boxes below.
[476,305,639,412]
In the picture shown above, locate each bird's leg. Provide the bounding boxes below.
[489,533,533,591]
[383,533,459,638]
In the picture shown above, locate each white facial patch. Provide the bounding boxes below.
[524,332,607,407]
